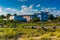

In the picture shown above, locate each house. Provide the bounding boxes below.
[14,14,35,22]
[40,11,48,21]
[14,15,27,22]
[35,11,48,21]
[9,16,15,20]
[3,15,15,21]
[23,15,32,21]
[3,11,48,22]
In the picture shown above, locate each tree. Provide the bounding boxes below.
[0,15,5,21]
[0,15,5,25]
[0,15,5,18]
[14,14,17,16]
[6,14,11,27]
[31,17,40,22]
[6,14,11,20]
[48,14,55,20]
[56,16,60,22]
[56,15,58,18]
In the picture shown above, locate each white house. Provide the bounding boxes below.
[9,16,15,20]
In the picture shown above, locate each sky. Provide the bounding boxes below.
[0,0,60,16]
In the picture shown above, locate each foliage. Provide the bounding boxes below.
[31,17,40,22]
[48,14,55,20]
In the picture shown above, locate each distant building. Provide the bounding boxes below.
[14,15,27,22]
[40,12,48,21]
[23,15,32,21]
[35,11,48,21]
[9,16,15,20]
[14,14,35,22]
[3,16,15,20]
[3,11,48,22]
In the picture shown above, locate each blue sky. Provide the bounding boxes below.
[0,0,60,16]
[0,0,59,10]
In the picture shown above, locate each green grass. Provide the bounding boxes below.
[0,22,60,40]
[16,22,60,28]
[0,28,59,39]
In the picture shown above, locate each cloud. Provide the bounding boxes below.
[41,7,44,10]
[5,8,11,11]
[29,5,33,9]
[49,10,60,16]
[33,9,38,12]
[18,5,35,15]
[0,7,7,15]
[50,7,56,10]
[36,4,40,7]
[40,7,56,12]
[21,5,27,12]
[0,5,35,16]
[18,0,27,2]
[0,6,3,12]
[0,8,2,12]
[0,7,20,16]
[12,9,17,12]
[40,7,60,16]
[0,5,58,17]
[21,5,27,8]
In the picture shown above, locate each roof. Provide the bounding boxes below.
[17,13,35,16]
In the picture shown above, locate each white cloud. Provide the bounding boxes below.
[0,5,59,17]
[5,8,11,10]
[33,9,38,12]
[50,7,56,10]
[36,4,40,7]
[40,8,50,12]
[0,8,2,12]
[21,5,27,8]
[49,10,60,16]
[21,5,27,11]
[18,5,35,15]
[40,7,56,12]
[0,5,35,16]
[0,7,20,16]
[18,0,27,2]
[20,5,28,14]
[41,7,44,9]
[0,6,3,12]
[40,7,60,16]
[12,9,17,12]
[29,5,33,9]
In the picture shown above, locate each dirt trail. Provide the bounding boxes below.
[17,36,60,40]
[17,36,41,40]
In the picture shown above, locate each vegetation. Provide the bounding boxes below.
[0,14,59,40]
[31,17,40,22]
[0,28,59,40]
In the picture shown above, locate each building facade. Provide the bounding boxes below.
[14,15,27,22]
[40,12,48,21]
[13,11,48,22]
[9,16,15,20]
[35,11,48,21]
[14,15,36,22]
